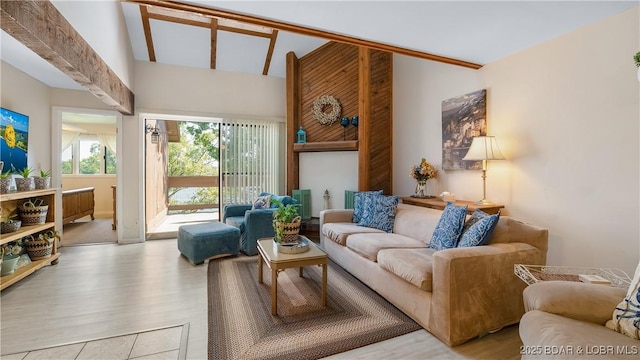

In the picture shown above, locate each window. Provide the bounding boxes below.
[62,135,116,175]
[61,146,73,174]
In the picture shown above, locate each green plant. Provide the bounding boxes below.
[0,170,11,179]
[17,167,33,178]
[271,199,299,224]
[271,199,300,241]
[39,169,51,178]
[635,51,640,68]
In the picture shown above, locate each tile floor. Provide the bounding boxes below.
[2,324,189,360]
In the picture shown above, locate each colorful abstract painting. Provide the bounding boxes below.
[441,89,487,170]
[1,108,29,173]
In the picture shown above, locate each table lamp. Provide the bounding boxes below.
[462,136,505,205]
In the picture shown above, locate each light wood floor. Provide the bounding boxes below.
[1,239,523,359]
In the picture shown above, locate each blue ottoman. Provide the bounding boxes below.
[177,222,240,265]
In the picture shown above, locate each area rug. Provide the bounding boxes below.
[208,256,421,360]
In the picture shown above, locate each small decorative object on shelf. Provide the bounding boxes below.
[409,158,438,198]
[14,167,34,192]
[0,170,12,194]
[351,116,359,140]
[34,169,51,189]
[340,117,349,140]
[312,95,342,126]
[296,126,307,143]
[18,198,48,225]
[0,213,21,234]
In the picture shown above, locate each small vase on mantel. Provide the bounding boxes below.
[415,180,427,197]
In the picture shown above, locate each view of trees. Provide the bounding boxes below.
[61,142,115,174]
[168,122,219,211]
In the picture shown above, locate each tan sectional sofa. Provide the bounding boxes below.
[319,203,548,346]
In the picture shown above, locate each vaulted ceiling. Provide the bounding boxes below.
[0,1,637,92]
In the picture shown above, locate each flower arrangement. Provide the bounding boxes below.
[409,158,438,182]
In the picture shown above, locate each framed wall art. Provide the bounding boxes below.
[0,107,29,173]
[441,89,487,170]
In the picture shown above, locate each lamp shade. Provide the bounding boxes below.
[462,136,505,161]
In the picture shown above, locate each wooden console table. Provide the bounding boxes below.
[400,197,504,215]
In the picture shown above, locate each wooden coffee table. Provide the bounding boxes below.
[257,237,328,315]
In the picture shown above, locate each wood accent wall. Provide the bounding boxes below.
[286,42,392,195]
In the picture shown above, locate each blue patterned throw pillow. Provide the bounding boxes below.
[457,210,500,247]
[251,195,271,210]
[428,202,468,250]
[358,195,399,233]
[353,190,383,223]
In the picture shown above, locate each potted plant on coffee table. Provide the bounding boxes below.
[271,199,301,244]
[14,167,34,192]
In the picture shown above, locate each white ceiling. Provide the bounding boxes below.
[0,1,637,91]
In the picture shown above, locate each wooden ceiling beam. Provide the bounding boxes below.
[140,5,156,62]
[263,30,278,76]
[1,0,135,115]
[210,18,217,70]
[124,0,483,69]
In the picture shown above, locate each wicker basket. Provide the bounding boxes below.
[0,220,22,234]
[275,216,302,243]
[19,204,48,225]
[25,233,54,260]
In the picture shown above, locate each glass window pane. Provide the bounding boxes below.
[61,146,73,174]
[79,140,101,174]
[105,148,116,174]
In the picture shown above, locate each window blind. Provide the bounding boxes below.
[220,119,283,207]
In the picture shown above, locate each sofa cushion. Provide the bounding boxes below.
[358,195,399,233]
[322,222,385,246]
[428,202,468,250]
[606,261,640,340]
[520,310,640,359]
[457,210,500,247]
[393,204,443,245]
[353,190,383,223]
[378,248,437,291]
[346,233,426,262]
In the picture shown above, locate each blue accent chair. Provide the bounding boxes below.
[222,193,299,256]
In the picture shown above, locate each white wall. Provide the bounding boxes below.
[52,0,135,89]
[0,61,52,174]
[393,7,640,275]
[299,152,358,216]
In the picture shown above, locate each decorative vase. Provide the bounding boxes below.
[0,178,12,193]
[14,177,34,192]
[415,180,427,197]
[34,176,51,189]
[637,67,640,82]
[1,254,20,276]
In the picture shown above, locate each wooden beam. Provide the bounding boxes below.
[148,11,209,28]
[218,25,271,38]
[263,30,278,75]
[358,47,371,191]
[124,0,483,69]
[140,5,156,62]
[210,18,218,70]
[0,0,135,115]
[286,51,299,195]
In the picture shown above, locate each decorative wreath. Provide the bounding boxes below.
[312,95,341,125]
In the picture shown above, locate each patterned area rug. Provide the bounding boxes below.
[208,256,421,360]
